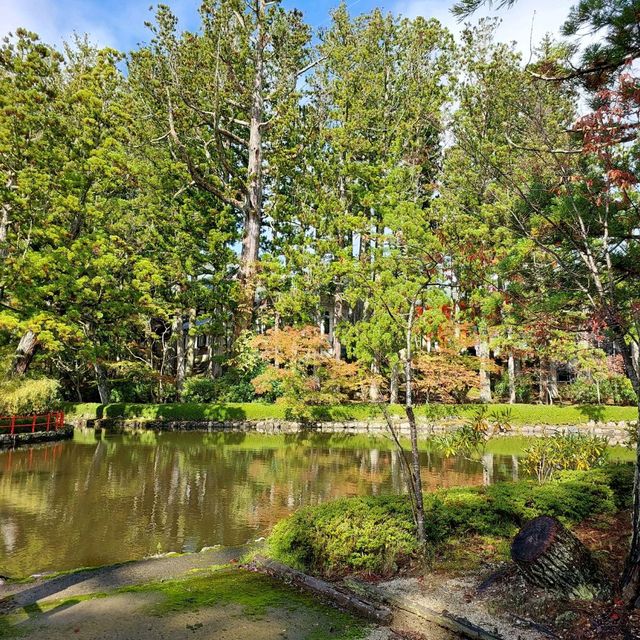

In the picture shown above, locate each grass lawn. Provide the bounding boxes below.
[63,401,638,425]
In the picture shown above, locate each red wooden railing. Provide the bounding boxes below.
[0,411,65,435]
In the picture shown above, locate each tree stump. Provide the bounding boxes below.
[511,515,612,600]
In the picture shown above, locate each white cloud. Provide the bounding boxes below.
[392,0,573,58]
[0,0,117,48]
[0,0,201,51]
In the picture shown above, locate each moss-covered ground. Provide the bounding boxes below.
[0,565,369,639]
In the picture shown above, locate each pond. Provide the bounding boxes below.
[0,430,526,578]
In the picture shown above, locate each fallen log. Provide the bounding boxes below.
[344,578,504,640]
[511,515,613,601]
[247,556,392,624]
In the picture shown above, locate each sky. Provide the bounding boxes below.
[0,0,573,55]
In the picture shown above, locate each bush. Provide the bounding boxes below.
[268,465,631,577]
[521,432,610,483]
[0,378,61,415]
[605,376,637,406]
[109,380,157,403]
[213,372,262,403]
[563,376,637,406]
[598,463,635,509]
[494,372,534,403]
[268,495,418,576]
[181,377,218,403]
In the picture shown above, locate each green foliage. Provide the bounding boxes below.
[268,495,418,576]
[180,377,219,403]
[252,327,364,419]
[521,432,610,482]
[0,378,60,415]
[562,376,637,406]
[268,465,630,576]
[494,371,534,403]
[434,406,512,463]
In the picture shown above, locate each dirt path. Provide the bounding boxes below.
[0,549,394,640]
[0,546,244,612]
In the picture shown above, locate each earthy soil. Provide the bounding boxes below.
[449,511,640,640]
[7,593,374,640]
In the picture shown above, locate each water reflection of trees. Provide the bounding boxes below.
[0,433,517,577]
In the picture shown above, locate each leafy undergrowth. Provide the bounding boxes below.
[268,464,634,578]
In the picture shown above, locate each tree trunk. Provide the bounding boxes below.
[539,359,548,404]
[548,361,559,405]
[185,308,196,378]
[369,360,381,402]
[477,330,492,403]
[508,352,516,404]
[622,389,640,605]
[405,299,425,545]
[0,203,9,258]
[389,361,399,404]
[11,331,39,377]
[511,515,612,600]
[332,296,343,360]
[0,178,12,260]
[236,0,265,337]
[612,335,640,605]
[93,362,111,404]
[174,315,186,392]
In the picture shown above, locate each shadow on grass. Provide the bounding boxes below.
[576,405,607,422]
[102,403,247,422]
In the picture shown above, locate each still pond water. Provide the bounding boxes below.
[0,430,524,577]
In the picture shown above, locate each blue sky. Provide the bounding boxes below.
[0,0,572,54]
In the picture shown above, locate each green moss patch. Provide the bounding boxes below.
[0,566,368,640]
[124,566,368,638]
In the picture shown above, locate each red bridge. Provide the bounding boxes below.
[0,411,66,435]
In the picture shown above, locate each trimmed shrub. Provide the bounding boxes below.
[268,495,417,576]
[268,465,632,577]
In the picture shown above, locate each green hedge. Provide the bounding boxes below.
[267,464,633,577]
[63,401,638,425]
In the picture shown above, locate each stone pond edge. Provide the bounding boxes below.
[68,417,635,446]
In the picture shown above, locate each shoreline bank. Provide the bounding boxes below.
[69,416,633,445]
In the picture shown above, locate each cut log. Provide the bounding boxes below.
[511,515,612,600]
[344,578,505,640]
[247,556,392,624]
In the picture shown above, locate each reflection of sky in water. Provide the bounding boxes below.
[0,431,520,577]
